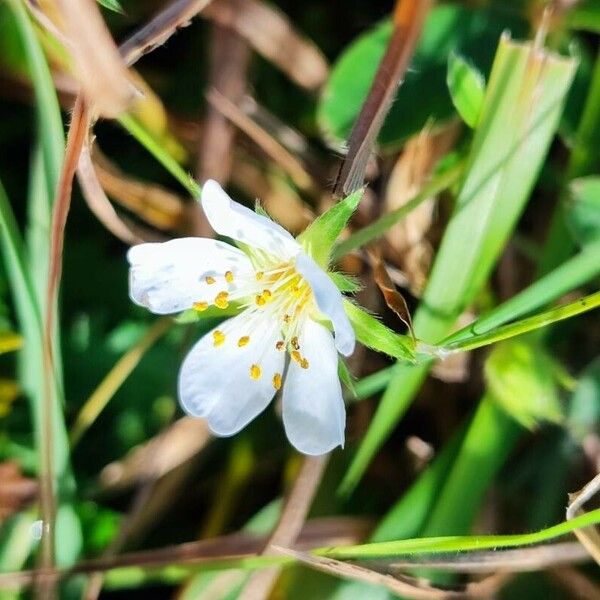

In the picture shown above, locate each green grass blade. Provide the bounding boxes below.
[341,36,578,494]
[436,290,600,354]
[118,113,200,197]
[442,239,600,345]
[316,506,600,558]
[7,0,63,196]
[95,507,600,589]
[332,161,462,260]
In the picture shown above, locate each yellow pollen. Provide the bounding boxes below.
[262,289,272,301]
[205,275,216,285]
[193,301,208,312]
[292,285,302,296]
[291,350,302,363]
[255,271,264,281]
[255,294,266,307]
[215,291,229,309]
[225,270,234,283]
[250,364,262,380]
[273,373,282,390]
[283,314,291,324]
[213,330,225,347]
[275,340,285,351]
[300,358,310,369]
[238,336,250,347]
[291,336,300,350]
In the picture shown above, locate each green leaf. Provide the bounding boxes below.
[318,5,526,149]
[566,176,600,246]
[342,36,578,494]
[97,0,124,13]
[298,189,363,268]
[343,300,415,363]
[567,1,600,33]
[484,340,563,429]
[447,52,485,128]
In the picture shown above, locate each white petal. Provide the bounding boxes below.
[201,179,300,259]
[127,237,252,314]
[295,252,355,356]
[178,311,285,436]
[282,319,345,455]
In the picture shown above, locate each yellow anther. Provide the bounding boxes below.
[283,314,291,324]
[300,358,309,369]
[250,364,262,380]
[225,270,234,283]
[255,294,266,307]
[238,336,250,347]
[205,275,216,285]
[193,301,208,312]
[291,336,300,350]
[262,289,272,300]
[273,373,282,390]
[275,340,285,351]
[292,285,301,296]
[291,350,302,363]
[214,291,229,309]
[213,330,225,347]
[255,271,264,281]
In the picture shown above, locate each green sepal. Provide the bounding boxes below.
[338,359,357,399]
[328,271,363,293]
[298,189,363,268]
[343,300,416,363]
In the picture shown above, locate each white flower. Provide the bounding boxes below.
[127,180,355,455]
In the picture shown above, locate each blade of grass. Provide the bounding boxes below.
[442,239,600,346]
[341,36,578,495]
[433,290,600,354]
[117,113,200,197]
[1,508,599,590]
[332,160,463,260]
[315,507,600,559]
[2,1,82,576]
[69,317,172,447]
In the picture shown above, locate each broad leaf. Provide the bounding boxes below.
[447,52,485,128]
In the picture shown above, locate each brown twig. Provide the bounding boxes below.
[334,0,431,196]
[207,89,316,193]
[0,517,370,589]
[237,455,329,600]
[119,0,215,66]
[38,95,89,599]
[275,547,511,599]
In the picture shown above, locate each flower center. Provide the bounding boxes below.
[193,259,314,383]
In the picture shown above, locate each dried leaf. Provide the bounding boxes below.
[370,251,414,339]
[384,124,460,294]
[99,417,212,491]
[53,0,137,117]
[204,0,329,90]
[0,462,38,522]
